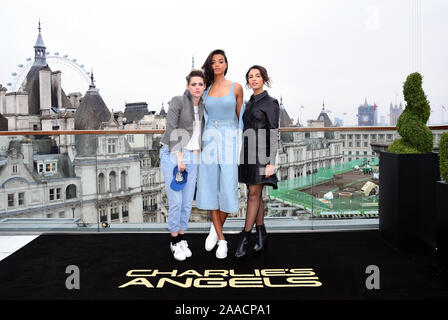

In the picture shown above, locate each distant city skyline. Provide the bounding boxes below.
[0,0,447,126]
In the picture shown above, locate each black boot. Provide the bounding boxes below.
[235,229,251,259]
[254,225,268,253]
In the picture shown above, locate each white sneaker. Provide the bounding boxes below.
[179,240,192,258]
[205,224,218,251]
[216,240,228,259]
[170,242,186,261]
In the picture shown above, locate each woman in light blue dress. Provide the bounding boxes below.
[196,49,244,259]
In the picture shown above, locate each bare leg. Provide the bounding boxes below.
[211,210,225,240]
[244,184,263,232]
[219,210,228,226]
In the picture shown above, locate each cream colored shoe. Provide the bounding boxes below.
[205,224,218,251]
[216,240,228,259]
[170,242,186,261]
[180,240,192,258]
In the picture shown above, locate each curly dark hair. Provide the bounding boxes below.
[201,49,228,88]
[245,65,271,88]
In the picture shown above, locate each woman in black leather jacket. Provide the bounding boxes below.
[235,65,280,259]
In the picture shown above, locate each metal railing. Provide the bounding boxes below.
[0,125,446,233]
[1,125,447,136]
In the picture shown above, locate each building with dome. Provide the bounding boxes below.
[70,73,143,223]
[0,23,166,225]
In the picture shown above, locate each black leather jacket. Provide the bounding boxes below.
[241,91,280,165]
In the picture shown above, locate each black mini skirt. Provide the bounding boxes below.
[238,163,278,189]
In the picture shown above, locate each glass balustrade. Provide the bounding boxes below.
[0,126,446,233]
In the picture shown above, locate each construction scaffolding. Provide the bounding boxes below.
[269,158,379,216]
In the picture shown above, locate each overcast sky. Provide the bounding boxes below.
[0,0,447,126]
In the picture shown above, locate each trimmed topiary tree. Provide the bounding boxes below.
[437,132,448,266]
[388,72,433,154]
[440,132,448,182]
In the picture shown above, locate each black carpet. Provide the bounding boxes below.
[0,230,447,301]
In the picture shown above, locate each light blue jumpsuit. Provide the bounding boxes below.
[196,83,240,214]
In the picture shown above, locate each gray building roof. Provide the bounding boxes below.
[1,138,76,180]
[74,80,111,130]
[21,65,74,115]
[34,29,45,48]
[278,97,294,143]
[0,112,7,131]
[317,107,333,127]
[123,102,149,123]
[32,154,77,180]
[279,97,293,128]
[9,137,57,155]
[20,23,74,115]
[158,103,167,117]
[22,65,47,115]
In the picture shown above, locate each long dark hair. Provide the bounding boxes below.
[201,49,228,88]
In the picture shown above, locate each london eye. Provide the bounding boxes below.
[7,52,92,92]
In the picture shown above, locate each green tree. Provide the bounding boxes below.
[440,132,448,182]
[388,72,433,154]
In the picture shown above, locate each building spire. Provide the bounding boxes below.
[159,101,167,116]
[90,69,94,86]
[88,69,98,92]
[192,55,195,70]
[33,19,47,66]
[279,96,286,110]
